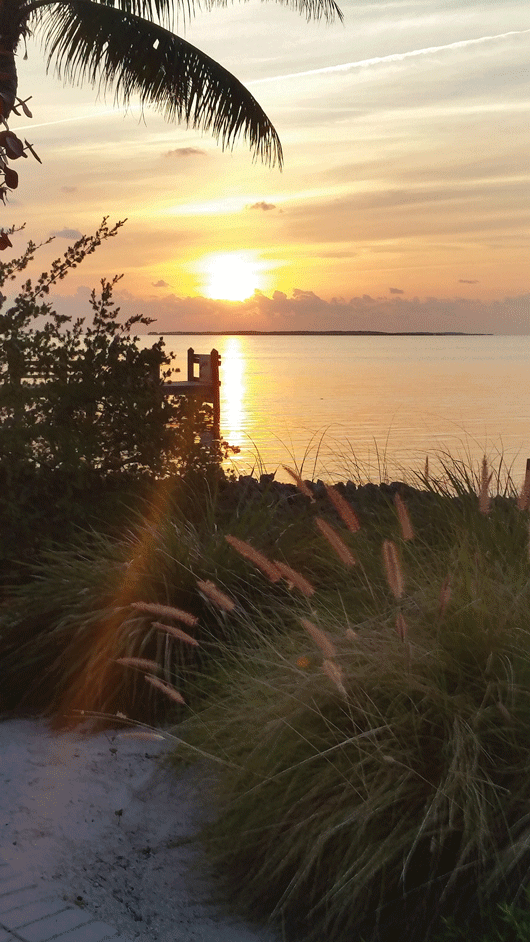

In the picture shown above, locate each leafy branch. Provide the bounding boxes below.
[0,92,41,248]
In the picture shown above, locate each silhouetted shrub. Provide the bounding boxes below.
[0,219,225,579]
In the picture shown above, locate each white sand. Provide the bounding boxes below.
[0,715,281,942]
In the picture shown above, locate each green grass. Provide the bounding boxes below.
[0,469,318,724]
[3,449,530,941]
[432,887,530,941]
[155,453,530,942]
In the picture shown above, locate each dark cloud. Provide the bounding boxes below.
[162,147,207,159]
[152,280,171,288]
[459,279,479,284]
[389,287,404,295]
[248,201,277,211]
[50,228,83,239]
[61,186,77,193]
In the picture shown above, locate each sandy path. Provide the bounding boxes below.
[0,715,280,942]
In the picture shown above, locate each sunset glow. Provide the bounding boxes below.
[4,0,528,333]
[202,252,266,301]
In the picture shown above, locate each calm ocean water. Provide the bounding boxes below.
[144,334,530,486]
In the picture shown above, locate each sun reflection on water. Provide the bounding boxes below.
[220,336,247,452]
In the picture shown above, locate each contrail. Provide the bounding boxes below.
[247,28,530,85]
[14,27,530,133]
[14,105,141,133]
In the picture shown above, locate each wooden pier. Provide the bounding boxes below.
[161,347,221,440]
[8,344,222,442]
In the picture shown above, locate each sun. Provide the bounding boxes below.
[201,251,265,301]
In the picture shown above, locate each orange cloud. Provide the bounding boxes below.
[47,286,530,336]
[248,201,276,211]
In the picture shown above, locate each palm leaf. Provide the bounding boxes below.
[24,0,342,29]
[30,0,286,166]
[200,0,343,23]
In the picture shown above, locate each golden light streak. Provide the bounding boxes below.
[221,336,246,448]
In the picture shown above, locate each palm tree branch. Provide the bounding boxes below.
[29,1,285,166]
[21,0,186,33]
[200,0,343,23]
[21,0,342,30]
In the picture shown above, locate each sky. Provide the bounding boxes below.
[3,0,530,333]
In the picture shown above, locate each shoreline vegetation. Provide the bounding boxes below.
[2,225,529,941]
[3,452,530,941]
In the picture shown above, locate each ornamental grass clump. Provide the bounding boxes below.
[163,457,530,942]
[0,470,316,724]
[6,448,530,940]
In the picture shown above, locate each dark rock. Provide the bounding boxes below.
[313,480,326,498]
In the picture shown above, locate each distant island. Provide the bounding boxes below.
[148,330,491,336]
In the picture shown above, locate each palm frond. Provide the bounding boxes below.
[201,0,343,24]
[24,0,342,31]
[22,0,183,32]
[30,1,284,166]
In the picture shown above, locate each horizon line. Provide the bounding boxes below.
[146,330,493,336]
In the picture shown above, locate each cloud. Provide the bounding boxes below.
[459,279,480,284]
[318,250,358,259]
[50,228,83,239]
[61,186,77,193]
[282,178,529,244]
[248,201,276,211]
[52,287,527,336]
[389,287,404,295]
[162,147,207,159]
[43,259,529,335]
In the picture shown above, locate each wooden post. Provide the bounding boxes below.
[186,347,221,440]
[187,347,195,383]
[210,349,221,442]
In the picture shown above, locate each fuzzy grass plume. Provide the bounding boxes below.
[166,453,530,942]
[315,516,356,567]
[225,534,282,583]
[131,601,199,627]
[5,448,530,941]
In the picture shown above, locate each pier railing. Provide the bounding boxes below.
[159,347,221,441]
[5,345,222,442]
